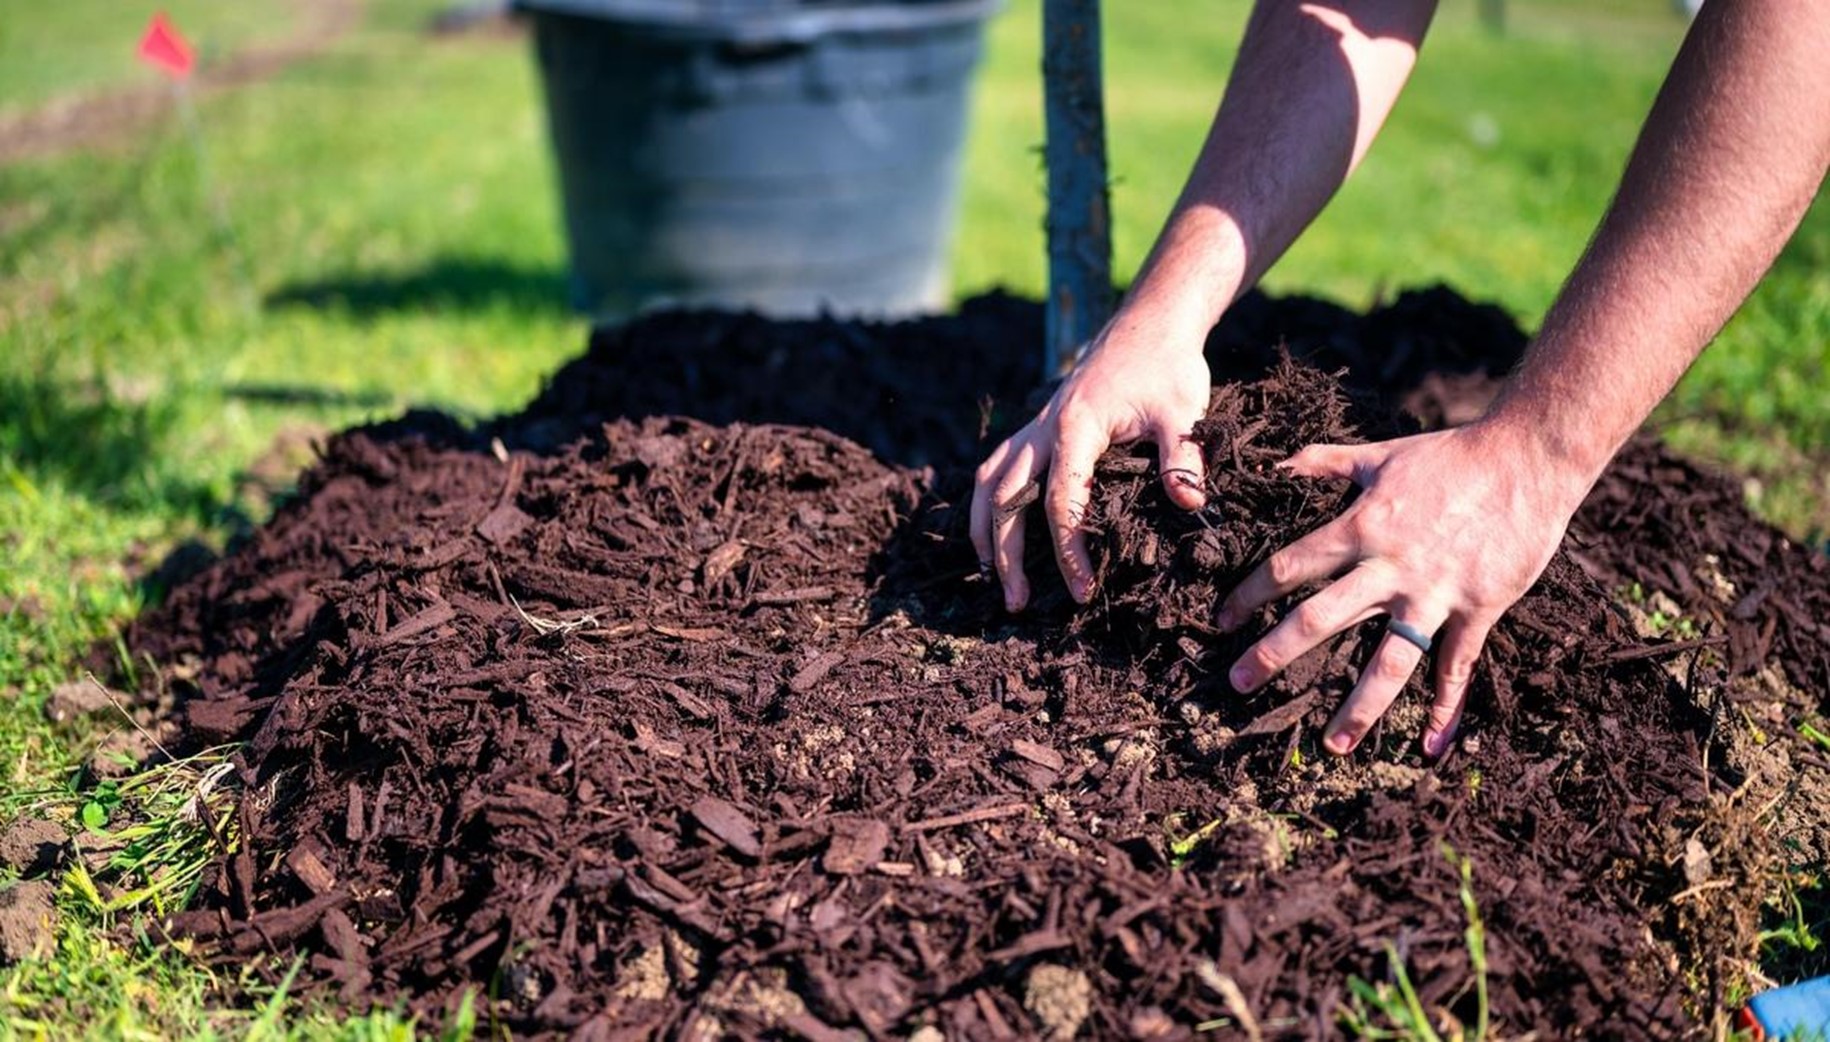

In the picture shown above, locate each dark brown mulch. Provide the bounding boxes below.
[121,288,1826,1040]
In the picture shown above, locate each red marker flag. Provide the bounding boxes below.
[137,13,195,80]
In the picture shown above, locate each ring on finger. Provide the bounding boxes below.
[1386,618,1435,654]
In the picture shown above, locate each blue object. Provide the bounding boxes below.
[1748,976,1830,1039]
[516,0,1001,320]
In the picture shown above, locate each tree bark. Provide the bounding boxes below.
[1042,0,1113,377]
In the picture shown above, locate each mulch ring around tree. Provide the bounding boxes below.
[117,289,1829,1040]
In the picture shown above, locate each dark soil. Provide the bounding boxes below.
[121,288,1827,1040]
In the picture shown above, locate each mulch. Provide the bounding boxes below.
[120,288,1828,1039]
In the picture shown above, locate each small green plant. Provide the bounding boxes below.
[1617,581,1701,639]
[1342,942,1441,1042]
[1340,845,1489,1041]
[15,745,242,919]
[1799,720,1830,754]
[1759,867,1828,982]
[1649,610,1701,640]
[1168,815,1225,868]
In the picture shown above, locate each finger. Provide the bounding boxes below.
[1423,614,1495,758]
[1156,423,1207,511]
[970,439,1018,568]
[1323,607,1446,755]
[1045,421,1106,603]
[1278,442,1367,481]
[1214,516,1359,632]
[1228,564,1393,694]
[992,441,1044,612]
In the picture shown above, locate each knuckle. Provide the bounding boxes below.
[1266,551,1302,589]
[1357,497,1396,533]
[1054,399,1094,433]
[1340,511,1371,545]
[1374,652,1417,686]
[1438,657,1477,690]
[1428,696,1463,728]
[1339,704,1381,735]
[1245,644,1281,678]
[1290,601,1330,640]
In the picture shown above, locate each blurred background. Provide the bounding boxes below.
[0,0,1824,1030]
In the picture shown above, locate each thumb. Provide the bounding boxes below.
[1280,442,1375,482]
[1156,427,1206,510]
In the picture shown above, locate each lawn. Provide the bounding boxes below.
[0,0,1824,1035]
[0,0,299,115]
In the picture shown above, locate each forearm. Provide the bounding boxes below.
[1485,0,1830,486]
[1120,0,1438,339]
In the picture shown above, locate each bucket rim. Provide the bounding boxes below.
[513,0,1002,43]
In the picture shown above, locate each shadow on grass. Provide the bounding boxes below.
[0,374,218,515]
[219,383,398,409]
[264,257,569,318]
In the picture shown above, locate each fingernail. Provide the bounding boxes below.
[1424,727,1456,759]
[1228,663,1255,692]
[1215,608,1239,633]
[1326,730,1354,755]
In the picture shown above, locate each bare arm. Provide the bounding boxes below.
[973,0,1438,611]
[1220,0,1830,758]
[1128,1,1438,334]
[1488,0,1830,482]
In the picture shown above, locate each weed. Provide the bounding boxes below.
[1341,845,1489,1041]
[1799,721,1830,754]
[1168,815,1225,867]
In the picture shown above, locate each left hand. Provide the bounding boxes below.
[1213,419,1595,758]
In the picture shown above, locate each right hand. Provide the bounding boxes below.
[970,311,1213,611]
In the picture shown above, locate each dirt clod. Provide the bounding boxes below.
[1024,964,1093,1041]
[0,880,57,965]
[0,819,68,877]
[44,679,113,723]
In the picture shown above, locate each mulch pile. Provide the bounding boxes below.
[121,288,1828,1040]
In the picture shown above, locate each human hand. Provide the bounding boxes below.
[970,311,1212,611]
[1214,420,1595,758]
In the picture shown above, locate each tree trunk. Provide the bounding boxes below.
[1042,0,1113,377]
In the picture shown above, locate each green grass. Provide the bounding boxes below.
[960,0,1829,539]
[0,0,1824,1035]
[1340,845,1489,1041]
[0,0,299,115]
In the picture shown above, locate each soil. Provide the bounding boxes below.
[0,818,69,879]
[0,880,57,966]
[118,288,1828,1039]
